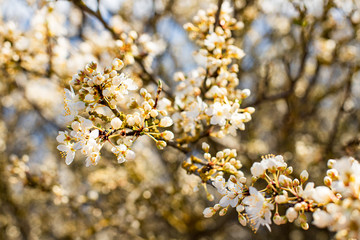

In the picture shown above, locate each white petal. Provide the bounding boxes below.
[57,145,68,152]
[219,196,230,207]
[126,150,135,160]
[90,129,99,139]
[65,151,75,165]
[56,132,66,142]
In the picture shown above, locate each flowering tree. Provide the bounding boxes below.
[1,0,360,239]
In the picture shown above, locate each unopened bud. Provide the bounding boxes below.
[203,207,215,218]
[238,214,247,226]
[324,176,332,187]
[301,222,309,230]
[216,151,224,159]
[112,58,124,70]
[275,195,288,204]
[219,208,228,216]
[202,142,210,152]
[156,141,167,150]
[111,117,123,129]
[207,193,214,201]
[327,169,339,180]
[273,213,286,225]
[241,89,251,98]
[245,107,255,114]
[279,175,292,187]
[159,117,173,127]
[294,203,302,211]
[293,178,300,187]
[286,207,298,222]
[285,166,293,175]
[300,170,309,183]
[327,159,336,168]
[236,205,244,213]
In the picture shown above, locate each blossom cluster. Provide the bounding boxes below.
[182,142,243,183]
[172,2,254,141]
[202,153,360,235]
[312,157,360,239]
[57,58,174,166]
[49,1,360,238]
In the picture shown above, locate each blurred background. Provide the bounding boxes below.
[0,0,359,239]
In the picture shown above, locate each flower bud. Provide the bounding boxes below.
[327,169,339,180]
[239,177,247,184]
[324,176,332,187]
[230,149,237,157]
[102,89,111,97]
[109,70,117,78]
[203,207,215,218]
[235,160,242,169]
[156,141,167,150]
[143,102,152,112]
[214,204,221,211]
[327,159,336,168]
[250,162,265,178]
[202,142,210,152]
[293,178,300,187]
[204,153,211,160]
[285,166,293,175]
[216,151,224,159]
[127,116,135,126]
[236,204,244,213]
[111,117,123,129]
[301,222,309,230]
[238,214,247,226]
[241,89,251,98]
[286,207,298,222]
[273,213,287,225]
[207,193,214,201]
[223,148,231,156]
[279,175,292,187]
[300,170,309,183]
[275,195,288,204]
[162,131,174,141]
[159,117,173,127]
[140,88,147,97]
[245,107,255,114]
[112,58,124,70]
[219,208,227,216]
[294,203,302,211]
[150,109,158,118]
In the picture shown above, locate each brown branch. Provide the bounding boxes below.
[343,137,360,157]
[214,0,224,27]
[135,56,174,99]
[167,141,189,154]
[324,69,353,157]
[70,0,119,39]
[70,0,174,100]
[301,60,321,103]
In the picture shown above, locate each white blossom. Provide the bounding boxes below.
[312,209,333,228]
[243,187,274,232]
